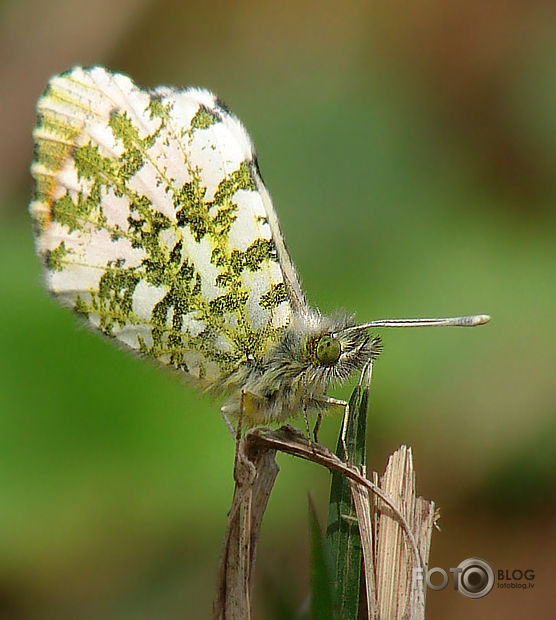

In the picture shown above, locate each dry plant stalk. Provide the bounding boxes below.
[213,426,435,620]
[368,447,435,619]
[213,436,279,620]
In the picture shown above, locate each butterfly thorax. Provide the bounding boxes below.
[221,311,381,424]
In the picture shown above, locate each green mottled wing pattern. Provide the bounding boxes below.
[30,66,295,390]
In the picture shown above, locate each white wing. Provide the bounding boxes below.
[30,66,299,390]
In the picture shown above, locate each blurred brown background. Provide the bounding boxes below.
[1,0,556,618]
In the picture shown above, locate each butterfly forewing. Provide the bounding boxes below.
[30,66,293,389]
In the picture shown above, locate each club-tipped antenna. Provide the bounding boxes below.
[355,314,491,330]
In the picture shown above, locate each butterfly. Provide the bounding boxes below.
[29,66,489,430]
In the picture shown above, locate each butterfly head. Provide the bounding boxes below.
[295,312,382,387]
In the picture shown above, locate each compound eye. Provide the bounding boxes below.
[316,335,341,365]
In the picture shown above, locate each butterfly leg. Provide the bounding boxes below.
[311,395,350,453]
[303,396,349,443]
[313,412,323,443]
[220,410,236,439]
[317,396,350,410]
[234,392,247,456]
[302,405,315,450]
[340,399,351,458]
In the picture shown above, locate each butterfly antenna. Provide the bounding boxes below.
[356,314,491,330]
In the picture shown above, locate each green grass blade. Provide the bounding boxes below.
[309,497,336,620]
[325,380,370,619]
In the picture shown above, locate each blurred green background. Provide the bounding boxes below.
[1,0,556,618]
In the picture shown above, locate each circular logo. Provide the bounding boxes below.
[456,558,495,599]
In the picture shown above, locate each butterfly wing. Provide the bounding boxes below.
[30,66,296,390]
